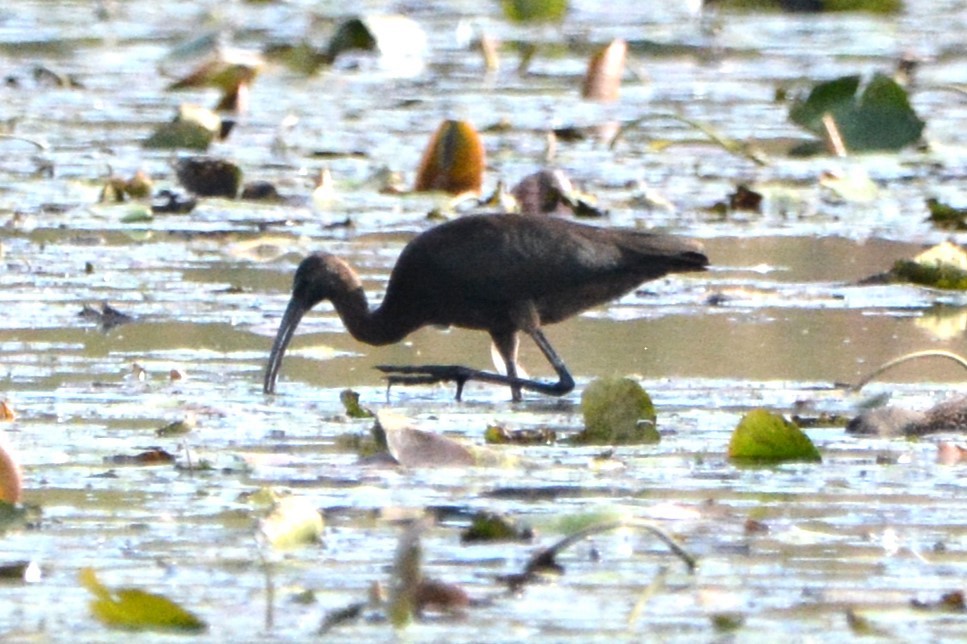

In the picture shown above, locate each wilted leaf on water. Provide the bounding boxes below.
[484,423,555,445]
[79,567,207,632]
[819,166,878,202]
[414,119,485,195]
[891,241,967,290]
[387,519,469,627]
[0,401,15,422]
[501,0,568,22]
[510,169,604,217]
[105,448,176,466]
[99,171,153,203]
[378,410,475,467]
[937,442,967,465]
[151,190,197,215]
[0,560,41,583]
[581,39,627,102]
[79,302,135,330]
[0,432,22,504]
[328,15,427,66]
[167,56,261,93]
[461,511,534,543]
[175,156,243,198]
[577,377,658,445]
[713,0,901,12]
[143,104,227,150]
[340,389,373,419]
[728,409,821,462]
[926,197,967,231]
[789,73,924,152]
[258,496,324,548]
[911,590,965,612]
[728,184,763,212]
[155,415,195,438]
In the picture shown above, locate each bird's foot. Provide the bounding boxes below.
[375,364,475,401]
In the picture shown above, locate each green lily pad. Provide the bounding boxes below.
[577,377,658,445]
[728,409,821,462]
[789,73,924,152]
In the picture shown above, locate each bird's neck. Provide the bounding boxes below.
[330,286,414,346]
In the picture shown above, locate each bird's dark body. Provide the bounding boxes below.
[377,214,705,333]
[267,214,707,400]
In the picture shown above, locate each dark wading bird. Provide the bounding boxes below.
[263,214,708,401]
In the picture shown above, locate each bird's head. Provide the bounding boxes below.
[291,253,361,310]
[263,253,361,394]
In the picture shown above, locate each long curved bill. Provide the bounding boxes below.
[263,298,307,394]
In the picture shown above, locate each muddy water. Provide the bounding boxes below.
[1,1,966,641]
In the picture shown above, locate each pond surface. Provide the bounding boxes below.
[1,0,966,641]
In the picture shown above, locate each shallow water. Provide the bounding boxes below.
[1,0,966,641]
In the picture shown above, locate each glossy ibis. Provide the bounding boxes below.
[263,214,707,401]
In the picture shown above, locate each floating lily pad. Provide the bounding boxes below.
[728,409,821,462]
[789,73,924,152]
[577,377,658,445]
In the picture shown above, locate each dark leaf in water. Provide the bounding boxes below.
[926,197,967,231]
[0,560,41,582]
[175,157,243,198]
[911,590,965,612]
[728,184,763,212]
[413,578,471,613]
[144,104,224,150]
[240,181,282,202]
[789,73,924,152]
[461,511,534,543]
[889,242,967,290]
[79,302,135,331]
[105,448,176,466]
[151,190,197,214]
[327,15,426,65]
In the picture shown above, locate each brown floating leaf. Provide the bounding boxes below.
[105,448,175,466]
[0,432,23,504]
[0,401,15,422]
[378,411,475,467]
[174,156,243,198]
[413,119,485,195]
[581,39,627,102]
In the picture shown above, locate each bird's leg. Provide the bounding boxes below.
[376,328,576,401]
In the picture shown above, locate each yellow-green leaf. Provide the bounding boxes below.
[259,496,324,548]
[728,409,821,462]
[80,567,207,632]
[577,377,658,445]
